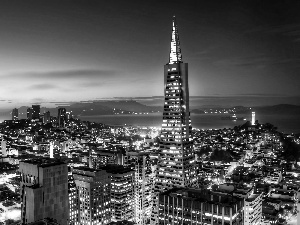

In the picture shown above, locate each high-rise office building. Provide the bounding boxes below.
[32,105,41,120]
[12,108,18,120]
[251,112,255,126]
[58,108,67,127]
[126,152,154,225]
[244,192,262,225]
[27,108,33,120]
[150,16,197,224]
[68,172,79,225]
[19,159,69,225]
[43,111,51,124]
[103,165,135,222]
[49,142,54,158]
[1,140,7,157]
[73,167,111,225]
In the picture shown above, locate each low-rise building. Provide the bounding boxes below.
[159,187,244,225]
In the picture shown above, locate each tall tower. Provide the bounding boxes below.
[58,108,66,127]
[1,140,7,157]
[12,108,18,120]
[32,105,40,120]
[73,167,111,225]
[126,152,154,225]
[27,108,33,120]
[43,111,51,124]
[251,111,255,126]
[150,16,197,225]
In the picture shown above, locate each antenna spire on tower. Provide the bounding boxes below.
[169,16,182,64]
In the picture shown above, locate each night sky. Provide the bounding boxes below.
[1,0,300,109]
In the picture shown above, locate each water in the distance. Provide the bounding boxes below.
[0,112,298,134]
[80,113,300,134]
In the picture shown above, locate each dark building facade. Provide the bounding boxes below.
[27,107,33,120]
[19,159,69,225]
[43,111,51,124]
[58,108,66,127]
[12,108,18,120]
[32,105,40,120]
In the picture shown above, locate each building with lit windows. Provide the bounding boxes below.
[43,111,51,124]
[244,192,263,225]
[158,188,244,225]
[12,108,18,120]
[27,107,33,120]
[1,140,7,157]
[151,16,197,224]
[251,112,255,126]
[32,105,41,120]
[19,159,69,225]
[89,150,123,168]
[68,172,79,225]
[58,108,66,127]
[103,165,135,222]
[73,167,111,225]
[126,152,155,225]
[213,183,263,225]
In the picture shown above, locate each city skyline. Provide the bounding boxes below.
[1,9,300,225]
[1,0,300,109]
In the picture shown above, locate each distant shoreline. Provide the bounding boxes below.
[80,113,300,134]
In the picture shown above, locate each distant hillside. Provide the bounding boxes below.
[192,104,300,115]
[85,100,161,113]
[1,103,299,120]
[190,109,205,114]
[68,100,161,116]
[253,104,300,114]
[0,100,162,119]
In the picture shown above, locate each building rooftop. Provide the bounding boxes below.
[20,158,66,168]
[100,164,134,174]
[162,187,243,207]
[73,166,100,173]
[246,193,260,202]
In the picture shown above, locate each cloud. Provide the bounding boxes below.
[246,23,300,42]
[48,101,75,104]
[30,84,58,90]
[103,96,165,101]
[30,98,44,104]
[233,93,287,97]
[214,55,300,68]
[214,55,271,67]
[0,69,117,80]
[77,81,107,88]
[251,24,300,34]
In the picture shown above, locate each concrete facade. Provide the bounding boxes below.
[19,159,69,225]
